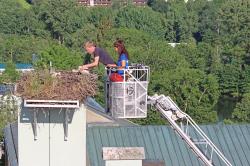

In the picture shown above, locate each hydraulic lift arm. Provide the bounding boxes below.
[148,94,232,166]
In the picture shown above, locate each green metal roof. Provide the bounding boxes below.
[87,124,250,166]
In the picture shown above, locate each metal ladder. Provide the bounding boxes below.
[148,94,232,166]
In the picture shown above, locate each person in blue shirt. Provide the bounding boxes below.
[113,39,129,76]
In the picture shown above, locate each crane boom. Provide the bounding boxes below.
[148,94,232,166]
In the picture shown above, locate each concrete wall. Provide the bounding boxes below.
[18,104,86,166]
[103,147,145,166]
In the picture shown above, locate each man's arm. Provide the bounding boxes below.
[80,56,99,70]
[113,60,126,69]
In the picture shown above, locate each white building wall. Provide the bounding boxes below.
[18,107,50,166]
[18,103,86,166]
[50,107,86,166]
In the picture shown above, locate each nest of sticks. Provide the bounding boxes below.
[16,70,98,102]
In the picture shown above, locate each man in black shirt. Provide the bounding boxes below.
[79,41,116,72]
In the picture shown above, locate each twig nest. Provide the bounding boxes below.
[16,70,98,102]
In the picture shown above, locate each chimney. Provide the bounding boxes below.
[18,100,86,166]
[103,147,145,166]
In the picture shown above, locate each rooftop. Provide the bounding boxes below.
[4,119,250,166]
[87,124,250,166]
[0,63,33,70]
[3,97,250,166]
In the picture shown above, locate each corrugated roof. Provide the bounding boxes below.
[87,124,250,166]
[4,123,18,166]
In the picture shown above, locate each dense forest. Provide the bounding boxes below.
[0,0,249,132]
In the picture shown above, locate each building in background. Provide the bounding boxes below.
[0,64,33,74]
[78,0,147,6]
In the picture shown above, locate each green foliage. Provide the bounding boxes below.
[0,34,53,63]
[88,7,114,28]
[223,119,234,124]
[175,43,206,70]
[102,28,189,71]
[88,7,116,42]
[70,23,98,49]
[194,1,219,43]
[0,61,20,83]
[162,0,198,42]
[111,0,123,9]
[0,0,25,34]
[217,46,246,96]
[0,0,45,35]
[37,44,82,70]
[217,0,250,48]
[229,93,250,123]
[131,108,166,125]
[218,64,241,97]
[216,95,237,121]
[115,6,167,39]
[17,0,31,9]
[241,65,250,93]
[147,0,169,13]
[37,0,87,44]
[0,0,248,124]
[0,95,18,140]
[152,68,219,123]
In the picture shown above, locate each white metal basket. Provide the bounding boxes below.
[106,65,149,119]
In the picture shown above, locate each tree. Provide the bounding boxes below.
[217,0,250,48]
[0,61,20,83]
[0,95,18,140]
[189,0,219,43]
[175,43,206,70]
[88,7,115,42]
[229,93,250,123]
[0,0,26,34]
[0,35,53,63]
[37,0,87,44]
[0,0,248,125]
[0,0,45,36]
[218,46,246,97]
[241,65,250,94]
[163,0,198,42]
[37,44,82,70]
[152,68,219,123]
[20,8,49,36]
[197,42,222,74]
[131,108,167,125]
[115,6,167,40]
[101,28,189,70]
[70,23,98,49]
[147,0,169,14]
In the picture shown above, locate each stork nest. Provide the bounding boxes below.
[16,70,98,102]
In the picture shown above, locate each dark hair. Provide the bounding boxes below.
[113,39,129,59]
